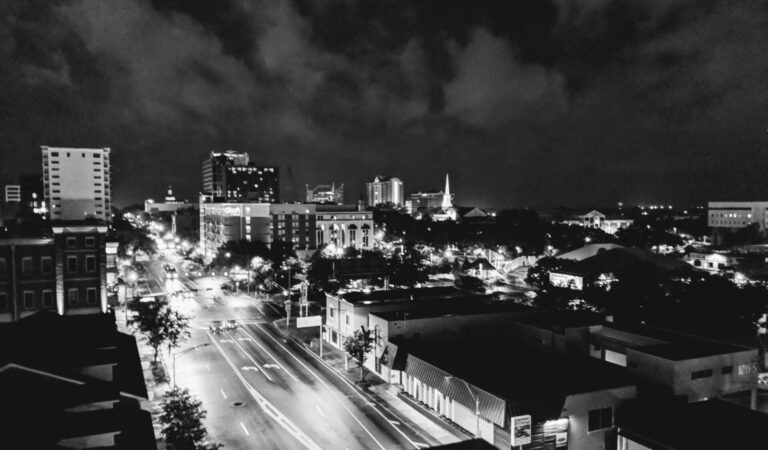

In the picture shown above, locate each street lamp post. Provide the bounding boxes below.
[446,376,481,438]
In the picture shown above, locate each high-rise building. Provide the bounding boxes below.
[366,176,404,207]
[306,183,344,204]
[41,146,111,222]
[202,150,279,203]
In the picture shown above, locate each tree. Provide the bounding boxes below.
[160,386,222,450]
[128,300,191,362]
[343,328,374,382]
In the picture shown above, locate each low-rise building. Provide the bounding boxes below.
[199,201,375,261]
[684,251,739,273]
[0,221,110,322]
[0,311,155,449]
[306,183,343,204]
[385,338,637,449]
[708,201,768,231]
[511,312,759,406]
[323,287,486,349]
[560,210,633,235]
[144,185,193,213]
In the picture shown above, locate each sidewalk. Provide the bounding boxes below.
[273,313,468,447]
[117,309,170,449]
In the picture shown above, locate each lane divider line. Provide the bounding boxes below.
[240,422,250,437]
[238,327,300,382]
[261,323,422,450]
[207,331,321,450]
[223,331,273,382]
[251,324,393,450]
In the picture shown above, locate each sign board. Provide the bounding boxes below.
[297,315,322,328]
[555,432,567,448]
[511,415,532,446]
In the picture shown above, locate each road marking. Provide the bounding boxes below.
[207,331,321,450]
[240,422,250,436]
[238,337,254,342]
[415,443,429,448]
[224,331,273,382]
[220,389,228,399]
[263,363,281,369]
[242,366,259,372]
[388,420,400,426]
[316,405,326,417]
[220,339,234,343]
[252,324,390,450]
[238,327,299,382]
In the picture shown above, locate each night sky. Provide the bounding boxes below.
[2,0,768,209]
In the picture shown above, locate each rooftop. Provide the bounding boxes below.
[393,337,636,424]
[618,399,768,450]
[338,286,475,305]
[371,301,532,321]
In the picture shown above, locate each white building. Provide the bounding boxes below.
[41,146,111,222]
[144,185,193,213]
[708,201,768,231]
[366,176,404,207]
[685,252,739,273]
[562,210,633,235]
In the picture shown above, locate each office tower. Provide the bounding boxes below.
[202,150,279,202]
[366,176,404,207]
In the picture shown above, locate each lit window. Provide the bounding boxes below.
[87,288,98,305]
[68,288,79,306]
[21,257,33,273]
[67,256,77,273]
[42,290,54,308]
[41,257,52,274]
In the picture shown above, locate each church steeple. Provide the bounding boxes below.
[441,173,452,209]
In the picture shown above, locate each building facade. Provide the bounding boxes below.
[202,150,278,203]
[41,146,111,222]
[0,223,109,322]
[366,176,404,207]
[708,201,768,231]
[306,183,344,204]
[199,202,272,262]
[562,210,633,235]
[144,185,192,213]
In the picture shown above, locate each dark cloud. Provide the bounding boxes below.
[1,0,768,209]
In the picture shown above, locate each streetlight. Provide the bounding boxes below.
[172,343,210,387]
[445,375,480,438]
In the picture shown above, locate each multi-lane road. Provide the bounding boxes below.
[139,257,431,450]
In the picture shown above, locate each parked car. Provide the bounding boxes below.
[225,319,237,330]
[209,320,223,334]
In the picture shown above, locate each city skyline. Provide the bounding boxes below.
[4,0,768,208]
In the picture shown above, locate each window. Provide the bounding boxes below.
[329,307,335,318]
[588,407,613,432]
[346,313,350,325]
[66,237,77,248]
[23,291,35,308]
[85,237,96,247]
[51,152,59,157]
[0,258,5,275]
[0,292,7,310]
[691,369,713,380]
[42,290,53,308]
[87,288,97,305]
[41,257,52,274]
[722,366,733,375]
[67,256,77,273]
[68,288,79,306]
[21,257,33,273]
[85,255,96,272]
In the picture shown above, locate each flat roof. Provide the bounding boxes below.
[514,311,604,334]
[605,322,754,360]
[371,301,532,321]
[396,337,636,403]
[338,286,475,305]
[618,399,768,450]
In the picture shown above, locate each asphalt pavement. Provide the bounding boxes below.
[141,256,427,450]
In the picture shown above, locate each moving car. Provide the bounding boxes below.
[209,320,223,334]
[225,319,237,330]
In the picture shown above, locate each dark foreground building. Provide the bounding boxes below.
[0,311,155,449]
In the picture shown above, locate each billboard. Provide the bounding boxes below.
[297,315,322,328]
[511,414,532,446]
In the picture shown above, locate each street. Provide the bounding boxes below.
[139,257,428,450]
